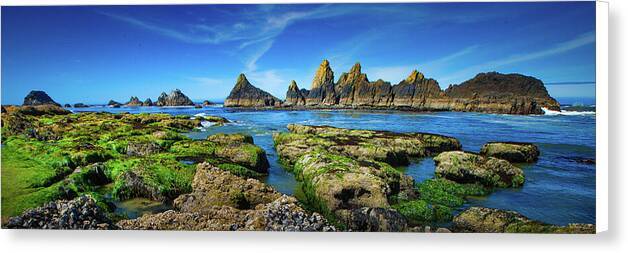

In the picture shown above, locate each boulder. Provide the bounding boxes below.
[173,163,281,212]
[335,207,408,232]
[155,89,195,106]
[118,164,334,231]
[224,74,282,107]
[453,207,595,233]
[125,96,143,106]
[5,195,117,230]
[202,100,213,106]
[434,151,525,188]
[64,103,71,108]
[293,151,410,212]
[23,90,61,107]
[207,133,253,145]
[480,142,540,163]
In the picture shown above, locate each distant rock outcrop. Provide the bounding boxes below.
[125,96,143,106]
[73,103,89,108]
[222,60,560,115]
[108,100,122,108]
[23,90,61,107]
[155,89,194,106]
[445,72,561,114]
[142,98,154,106]
[224,74,282,107]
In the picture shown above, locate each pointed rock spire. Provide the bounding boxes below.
[310,59,334,89]
[225,73,282,107]
[405,70,425,84]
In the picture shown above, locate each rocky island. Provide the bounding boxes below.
[225,60,560,115]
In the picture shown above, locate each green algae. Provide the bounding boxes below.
[1,110,261,222]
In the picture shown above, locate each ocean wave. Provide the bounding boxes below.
[542,108,596,116]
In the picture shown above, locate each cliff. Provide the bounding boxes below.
[444,72,561,114]
[224,74,282,107]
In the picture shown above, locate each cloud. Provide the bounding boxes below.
[366,45,479,82]
[245,69,288,97]
[188,77,225,86]
[439,31,596,84]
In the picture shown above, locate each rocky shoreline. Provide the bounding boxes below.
[225,60,561,115]
[1,91,593,233]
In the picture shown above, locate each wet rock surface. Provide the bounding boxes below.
[274,124,461,166]
[480,142,540,163]
[118,163,334,231]
[453,207,594,233]
[434,151,525,188]
[5,195,117,230]
[336,207,408,232]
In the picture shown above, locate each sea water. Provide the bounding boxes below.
[73,105,596,226]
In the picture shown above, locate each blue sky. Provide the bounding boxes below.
[1,2,596,104]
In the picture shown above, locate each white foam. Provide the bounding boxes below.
[542,107,596,116]
[200,121,217,128]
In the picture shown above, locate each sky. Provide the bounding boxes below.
[1,2,596,105]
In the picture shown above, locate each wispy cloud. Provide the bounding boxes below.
[439,31,596,84]
[366,45,479,83]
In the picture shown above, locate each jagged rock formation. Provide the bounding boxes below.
[285,80,308,106]
[142,98,153,106]
[306,59,337,105]
[23,90,61,107]
[125,96,143,106]
[224,60,561,115]
[155,89,194,106]
[224,74,282,107]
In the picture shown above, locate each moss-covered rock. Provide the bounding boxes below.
[453,207,594,234]
[434,151,525,188]
[480,142,540,163]
[173,162,281,211]
[1,110,273,223]
[118,163,334,231]
[292,151,415,216]
[274,124,461,166]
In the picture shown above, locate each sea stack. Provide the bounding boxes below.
[125,96,143,106]
[306,59,336,106]
[155,89,194,106]
[142,98,154,106]
[285,80,308,106]
[224,74,282,107]
[445,72,561,114]
[23,90,61,107]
